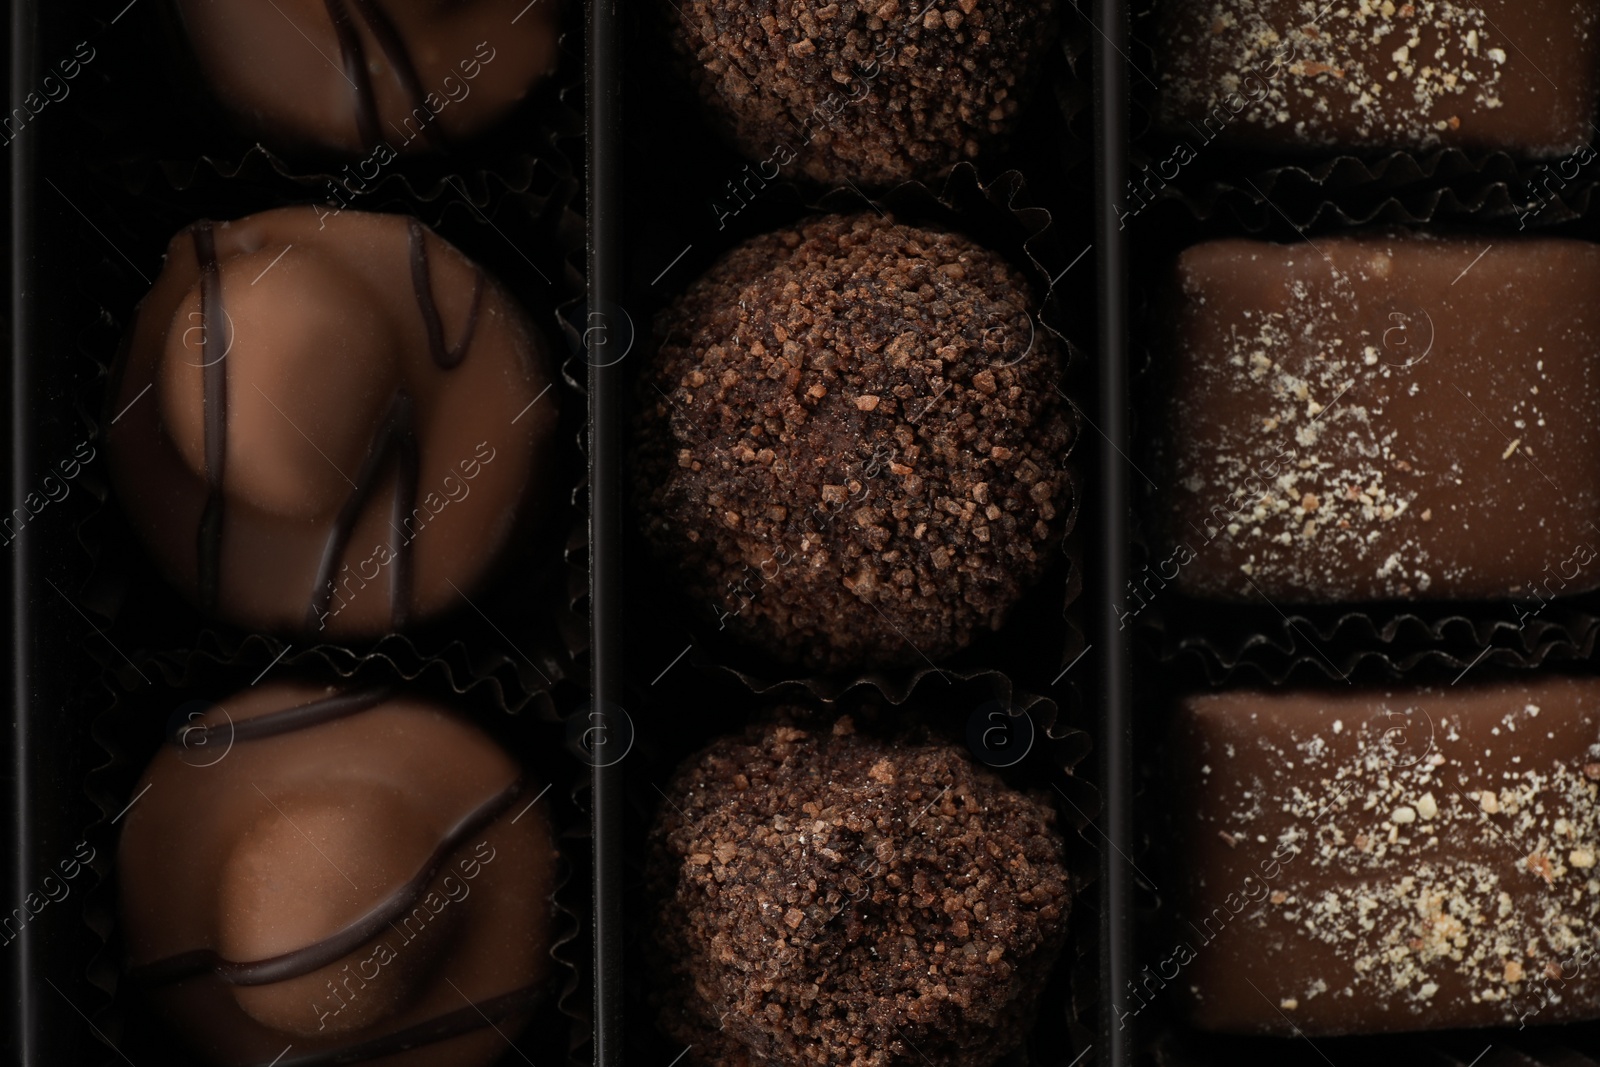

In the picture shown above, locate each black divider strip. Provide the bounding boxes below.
[1096,1,1134,1065]
[588,0,625,1061]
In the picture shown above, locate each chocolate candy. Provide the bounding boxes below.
[118,682,557,1066]
[1150,232,1600,604]
[107,207,559,637]
[1163,677,1600,1035]
[1155,0,1600,157]
[175,0,562,156]
[632,214,1073,671]
[647,717,1070,1067]
[668,0,1058,185]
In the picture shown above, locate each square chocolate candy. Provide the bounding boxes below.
[1153,233,1600,603]
[1155,0,1600,157]
[1163,678,1600,1035]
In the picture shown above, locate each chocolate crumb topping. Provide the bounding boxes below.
[633,214,1073,671]
[647,717,1071,1067]
[667,0,1059,185]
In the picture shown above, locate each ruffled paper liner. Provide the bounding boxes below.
[1118,154,1600,689]
[1141,602,1600,690]
[77,640,590,1067]
[1051,0,1095,175]
[617,669,1098,1064]
[74,0,585,216]
[1144,1020,1600,1067]
[1130,144,1600,233]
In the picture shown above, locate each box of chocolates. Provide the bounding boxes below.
[7,1,1600,1066]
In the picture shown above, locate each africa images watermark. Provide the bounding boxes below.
[1507,523,1600,632]
[1514,142,1599,230]
[308,839,499,1032]
[710,439,903,632]
[1117,268,1438,630]
[710,35,896,231]
[0,438,96,549]
[315,441,499,630]
[1114,437,1292,630]
[0,841,97,949]
[1116,35,1303,229]
[314,41,500,227]
[0,39,97,148]
[1113,706,1438,1029]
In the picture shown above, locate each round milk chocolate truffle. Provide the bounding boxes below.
[668,0,1058,185]
[118,682,558,1066]
[108,207,559,637]
[647,717,1071,1067]
[175,0,563,156]
[632,214,1073,671]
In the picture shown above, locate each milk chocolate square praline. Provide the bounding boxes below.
[1153,232,1600,603]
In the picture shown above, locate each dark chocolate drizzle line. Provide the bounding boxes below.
[346,0,445,149]
[128,775,525,989]
[305,390,419,631]
[303,228,479,629]
[170,686,391,749]
[246,983,547,1067]
[320,0,383,150]
[320,0,443,151]
[407,219,485,370]
[386,403,420,627]
[193,222,228,614]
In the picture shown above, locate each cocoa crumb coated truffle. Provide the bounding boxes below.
[668,0,1059,186]
[647,716,1071,1067]
[632,214,1073,672]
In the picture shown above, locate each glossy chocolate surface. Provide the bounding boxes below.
[1152,232,1600,603]
[175,0,562,155]
[118,681,558,1066]
[108,207,558,637]
[1165,678,1600,1036]
[1155,0,1600,157]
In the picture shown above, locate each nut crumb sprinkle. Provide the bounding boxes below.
[1156,0,1598,155]
[1174,679,1600,1033]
